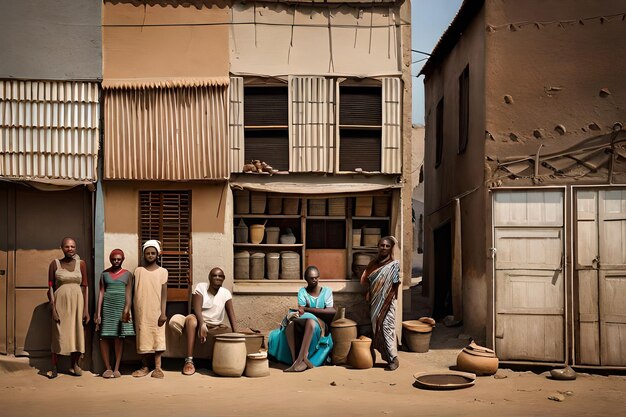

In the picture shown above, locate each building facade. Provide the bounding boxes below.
[421,0,626,368]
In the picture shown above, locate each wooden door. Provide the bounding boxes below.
[577,189,626,366]
[0,185,9,354]
[493,190,565,362]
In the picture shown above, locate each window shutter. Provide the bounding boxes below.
[229,77,244,173]
[140,191,191,301]
[381,77,402,174]
[290,76,336,173]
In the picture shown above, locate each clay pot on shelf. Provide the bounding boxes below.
[249,224,265,244]
[212,333,248,377]
[456,341,498,376]
[234,219,248,243]
[347,336,373,369]
[402,319,434,353]
[330,308,357,365]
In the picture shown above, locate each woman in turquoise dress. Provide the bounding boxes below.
[268,266,336,372]
[94,249,135,378]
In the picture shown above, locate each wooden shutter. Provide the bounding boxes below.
[290,76,336,172]
[140,190,191,301]
[382,77,402,174]
[229,77,244,173]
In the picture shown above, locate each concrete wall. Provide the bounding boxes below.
[0,0,101,80]
[422,7,487,340]
[102,181,233,290]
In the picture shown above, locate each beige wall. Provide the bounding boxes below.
[423,7,487,340]
[102,181,233,290]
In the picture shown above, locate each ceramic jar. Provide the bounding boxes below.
[347,336,373,369]
[330,308,357,365]
[212,333,247,377]
[402,319,435,353]
[244,351,270,378]
[249,224,265,244]
[456,342,498,376]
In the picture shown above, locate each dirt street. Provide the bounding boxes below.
[1,336,625,417]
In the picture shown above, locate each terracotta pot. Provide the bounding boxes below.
[212,333,247,377]
[402,319,434,353]
[249,224,265,244]
[347,336,373,369]
[240,332,264,354]
[456,347,498,376]
[330,308,357,365]
[244,351,270,378]
[265,227,280,244]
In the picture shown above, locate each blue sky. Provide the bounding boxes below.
[411,0,463,125]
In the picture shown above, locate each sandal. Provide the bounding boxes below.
[69,364,83,376]
[46,367,58,379]
[182,359,195,376]
[113,371,121,378]
[151,368,164,379]
[102,369,114,379]
[132,366,150,378]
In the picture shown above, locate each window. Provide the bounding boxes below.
[435,98,444,168]
[244,86,289,171]
[140,190,191,301]
[339,85,382,172]
[458,65,470,154]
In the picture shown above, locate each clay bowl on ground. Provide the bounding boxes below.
[413,371,476,390]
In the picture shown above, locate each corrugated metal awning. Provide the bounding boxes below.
[103,85,229,180]
[229,173,400,194]
[102,77,230,90]
[0,80,100,184]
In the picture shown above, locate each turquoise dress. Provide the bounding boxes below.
[268,287,334,367]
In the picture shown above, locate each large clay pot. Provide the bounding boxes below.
[330,308,357,365]
[402,319,434,353]
[212,333,247,377]
[244,351,270,378]
[347,336,373,369]
[456,342,498,376]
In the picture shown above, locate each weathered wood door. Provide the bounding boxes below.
[493,190,565,362]
[576,189,626,366]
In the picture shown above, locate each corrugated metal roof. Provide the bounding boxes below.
[0,80,99,182]
[104,85,229,180]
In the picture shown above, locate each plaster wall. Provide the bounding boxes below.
[422,8,487,339]
[102,181,233,290]
[484,0,626,172]
[0,0,102,80]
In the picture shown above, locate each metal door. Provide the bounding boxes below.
[576,189,626,366]
[493,190,565,362]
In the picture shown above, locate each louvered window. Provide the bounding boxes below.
[244,86,289,171]
[140,191,191,301]
[339,85,382,172]
[458,65,469,154]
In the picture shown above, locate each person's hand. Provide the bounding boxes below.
[94,315,101,331]
[298,306,305,316]
[122,308,131,323]
[158,314,167,327]
[198,325,208,344]
[52,308,60,324]
[83,310,90,325]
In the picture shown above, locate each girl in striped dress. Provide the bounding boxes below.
[94,249,135,378]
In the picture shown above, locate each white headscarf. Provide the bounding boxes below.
[142,239,162,254]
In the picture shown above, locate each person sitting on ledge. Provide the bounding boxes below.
[170,267,237,375]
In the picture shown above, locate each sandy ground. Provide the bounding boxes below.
[1,328,625,417]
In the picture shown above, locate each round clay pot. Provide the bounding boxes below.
[330,308,357,365]
[347,337,373,369]
[249,224,265,244]
[456,348,498,376]
[212,333,247,377]
[402,320,434,353]
[244,351,270,378]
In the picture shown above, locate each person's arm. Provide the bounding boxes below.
[224,299,237,333]
[302,289,336,323]
[122,273,133,322]
[192,292,208,343]
[95,274,104,330]
[47,262,60,323]
[158,281,167,326]
[80,261,90,324]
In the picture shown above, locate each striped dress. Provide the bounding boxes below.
[99,270,135,338]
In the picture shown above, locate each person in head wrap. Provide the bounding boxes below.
[94,249,135,378]
[128,240,168,378]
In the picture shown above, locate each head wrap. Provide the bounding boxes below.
[142,240,162,255]
[109,249,125,262]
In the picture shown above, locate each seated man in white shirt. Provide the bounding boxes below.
[180,267,237,375]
